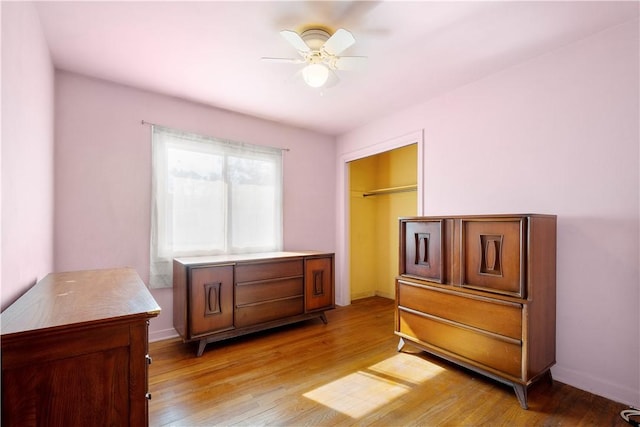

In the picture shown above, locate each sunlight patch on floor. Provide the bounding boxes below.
[302,353,445,419]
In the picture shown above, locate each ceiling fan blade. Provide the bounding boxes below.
[322,28,355,56]
[333,56,367,70]
[327,69,341,88]
[280,30,310,53]
[261,57,306,64]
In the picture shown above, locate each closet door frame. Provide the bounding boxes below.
[337,130,424,306]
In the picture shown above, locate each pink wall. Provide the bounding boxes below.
[1,2,55,310]
[54,72,336,340]
[5,0,637,409]
[337,20,639,406]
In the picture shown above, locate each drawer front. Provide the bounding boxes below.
[462,218,526,297]
[235,259,303,283]
[401,220,444,283]
[397,281,522,340]
[399,309,522,378]
[189,266,234,336]
[235,297,304,328]
[236,278,303,306]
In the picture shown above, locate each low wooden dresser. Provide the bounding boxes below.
[174,251,335,356]
[395,214,556,409]
[1,268,161,426]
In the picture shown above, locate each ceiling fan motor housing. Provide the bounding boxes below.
[301,29,331,51]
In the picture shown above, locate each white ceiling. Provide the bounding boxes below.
[35,1,638,136]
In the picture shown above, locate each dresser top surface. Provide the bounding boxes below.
[1,267,161,337]
[399,213,556,220]
[174,251,334,267]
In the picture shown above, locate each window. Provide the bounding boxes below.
[150,126,283,288]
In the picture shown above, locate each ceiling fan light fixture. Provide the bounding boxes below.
[264,26,365,90]
[302,63,329,88]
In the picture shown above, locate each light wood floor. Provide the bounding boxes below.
[149,297,630,426]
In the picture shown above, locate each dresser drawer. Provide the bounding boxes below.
[235,296,304,328]
[236,277,303,306]
[235,259,303,283]
[397,280,522,340]
[398,308,522,378]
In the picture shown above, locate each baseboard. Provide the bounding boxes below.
[351,291,395,301]
[374,291,395,300]
[351,291,376,300]
[552,365,640,407]
[149,327,179,343]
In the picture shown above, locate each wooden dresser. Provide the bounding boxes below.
[174,251,335,356]
[1,268,161,426]
[395,214,556,409]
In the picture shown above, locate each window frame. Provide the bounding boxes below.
[149,125,284,288]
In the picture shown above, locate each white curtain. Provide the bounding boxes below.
[150,125,283,288]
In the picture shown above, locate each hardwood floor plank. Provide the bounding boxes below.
[149,297,631,426]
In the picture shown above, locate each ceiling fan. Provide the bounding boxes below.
[262,27,367,89]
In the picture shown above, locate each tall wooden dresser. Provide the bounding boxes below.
[1,268,161,426]
[395,214,556,409]
[174,251,335,356]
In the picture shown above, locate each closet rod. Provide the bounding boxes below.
[362,184,417,197]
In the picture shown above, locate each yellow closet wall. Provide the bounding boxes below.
[349,144,417,300]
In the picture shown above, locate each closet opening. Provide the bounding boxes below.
[348,143,418,301]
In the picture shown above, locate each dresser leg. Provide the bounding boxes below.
[319,312,328,324]
[397,337,406,352]
[513,383,528,409]
[196,340,207,357]
[545,369,554,386]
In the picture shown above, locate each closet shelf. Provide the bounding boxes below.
[362,184,417,198]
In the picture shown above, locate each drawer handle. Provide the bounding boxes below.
[204,282,222,315]
[480,235,503,275]
[146,354,152,365]
[415,233,430,267]
[145,392,152,400]
[313,270,324,296]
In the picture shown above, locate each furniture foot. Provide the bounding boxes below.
[196,339,207,357]
[513,383,528,409]
[397,337,406,352]
[545,369,554,386]
[319,312,328,324]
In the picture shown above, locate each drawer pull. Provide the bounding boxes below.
[481,235,502,274]
[204,282,222,315]
[313,270,325,296]
[146,354,152,365]
[414,233,430,267]
[145,392,152,400]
